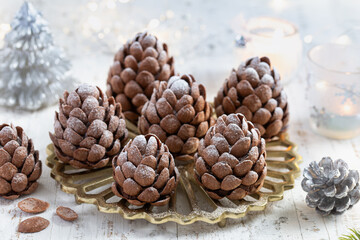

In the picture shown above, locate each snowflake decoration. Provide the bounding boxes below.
[334,84,360,104]
[310,106,333,128]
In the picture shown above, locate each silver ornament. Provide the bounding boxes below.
[301,157,360,216]
[0,2,77,110]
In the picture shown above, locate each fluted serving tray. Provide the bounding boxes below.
[46,120,301,227]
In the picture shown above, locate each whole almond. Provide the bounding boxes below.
[18,217,49,233]
[56,206,78,221]
[18,198,49,213]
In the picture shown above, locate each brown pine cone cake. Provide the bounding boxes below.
[106,32,174,123]
[0,124,42,200]
[111,134,179,206]
[214,56,289,139]
[138,74,214,161]
[194,113,267,200]
[49,84,128,169]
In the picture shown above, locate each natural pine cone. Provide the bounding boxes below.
[194,113,267,200]
[302,157,360,216]
[106,32,174,123]
[49,84,128,169]
[138,74,214,161]
[0,124,42,200]
[111,134,179,206]
[214,56,289,139]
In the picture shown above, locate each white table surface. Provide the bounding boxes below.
[0,0,360,239]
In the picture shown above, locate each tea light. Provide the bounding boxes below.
[308,42,360,139]
[234,17,302,84]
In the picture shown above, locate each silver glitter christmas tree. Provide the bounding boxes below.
[0,2,76,110]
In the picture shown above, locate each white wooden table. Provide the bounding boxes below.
[0,0,360,239]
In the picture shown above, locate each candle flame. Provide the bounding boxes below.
[342,99,354,115]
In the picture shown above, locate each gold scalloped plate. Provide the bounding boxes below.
[46,128,301,227]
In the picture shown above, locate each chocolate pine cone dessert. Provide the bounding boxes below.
[194,113,267,200]
[138,74,214,161]
[111,134,179,206]
[0,124,42,200]
[214,56,289,139]
[106,32,175,123]
[49,84,128,169]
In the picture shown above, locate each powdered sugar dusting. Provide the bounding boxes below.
[167,76,178,87]
[0,126,17,145]
[87,119,107,138]
[137,164,154,177]
[90,119,106,131]
[145,136,158,156]
[82,96,99,116]
[211,134,225,146]
[132,135,147,155]
[77,84,99,101]
[66,91,81,106]
[169,79,190,99]
[205,145,219,156]
[133,135,147,146]
[12,173,26,184]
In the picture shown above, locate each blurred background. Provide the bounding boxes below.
[1,0,359,98]
[1,0,360,139]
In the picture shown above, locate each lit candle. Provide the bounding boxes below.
[234,17,302,85]
[342,100,354,116]
[308,39,360,139]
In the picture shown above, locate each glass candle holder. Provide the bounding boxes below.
[308,43,360,139]
[235,17,302,85]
